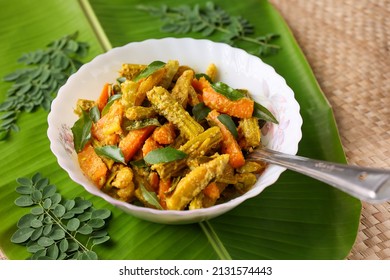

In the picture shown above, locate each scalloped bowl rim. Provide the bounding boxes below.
[47,38,302,224]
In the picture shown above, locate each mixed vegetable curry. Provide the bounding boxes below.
[71,60,277,210]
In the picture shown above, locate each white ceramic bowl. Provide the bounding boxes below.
[47,38,302,224]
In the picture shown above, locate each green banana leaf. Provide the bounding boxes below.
[0,0,361,260]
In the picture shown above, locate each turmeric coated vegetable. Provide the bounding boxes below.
[72,60,273,211]
[119,126,156,162]
[96,83,111,112]
[203,86,254,118]
[152,126,223,178]
[166,154,229,210]
[78,144,108,189]
[91,100,123,146]
[238,117,261,149]
[146,86,204,140]
[207,110,245,168]
[171,69,194,108]
[111,166,135,202]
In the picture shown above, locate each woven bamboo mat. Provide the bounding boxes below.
[269,0,390,259]
[1,0,389,261]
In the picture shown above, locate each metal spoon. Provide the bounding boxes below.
[246,147,390,203]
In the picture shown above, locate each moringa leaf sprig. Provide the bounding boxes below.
[11,173,111,260]
[137,2,280,56]
[0,32,89,140]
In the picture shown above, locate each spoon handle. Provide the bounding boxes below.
[247,148,390,203]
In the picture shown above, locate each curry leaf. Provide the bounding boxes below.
[101,94,122,116]
[133,60,165,82]
[71,110,92,153]
[211,82,246,101]
[144,147,187,164]
[89,106,100,123]
[139,184,163,210]
[94,145,126,164]
[253,102,279,124]
[192,102,211,121]
[194,73,213,83]
[129,159,148,168]
[217,114,238,139]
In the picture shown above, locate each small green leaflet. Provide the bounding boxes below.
[71,110,92,153]
[217,114,238,139]
[192,102,211,121]
[139,184,163,210]
[211,82,246,101]
[11,172,111,260]
[144,147,187,164]
[0,32,89,140]
[94,145,126,164]
[137,2,280,57]
[133,61,166,82]
[253,102,279,124]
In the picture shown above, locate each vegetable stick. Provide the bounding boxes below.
[77,144,108,189]
[205,63,217,82]
[207,110,245,168]
[171,69,194,108]
[152,126,222,178]
[166,154,229,210]
[158,178,171,209]
[237,117,261,149]
[203,182,220,201]
[152,122,176,145]
[159,60,179,89]
[146,86,204,140]
[119,126,156,162]
[125,106,156,120]
[135,68,166,105]
[148,171,160,192]
[202,86,254,118]
[142,136,162,157]
[191,76,210,93]
[91,100,123,146]
[96,83,110,112]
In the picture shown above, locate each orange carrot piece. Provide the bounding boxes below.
[148,171,160,192]
[191,76,210,93]
[207,110,245,168]
[119,126,156,162]
[203,182,220,201]
[96,83,110,112]
[91,123,119,146]
[142,136,162,157]
[91,101,123,146]
[202,87,254,119]
[158,178,172,209]
[152,122,176,145]
[77,144,108,189]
